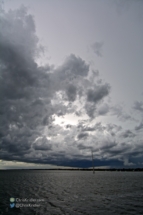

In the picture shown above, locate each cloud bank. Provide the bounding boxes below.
[0,5,143,168]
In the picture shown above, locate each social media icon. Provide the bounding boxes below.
[10,197,15,202]
[10,203,15,208]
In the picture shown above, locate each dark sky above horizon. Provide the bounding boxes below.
[0,0,143,169]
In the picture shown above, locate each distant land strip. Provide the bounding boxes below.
[1,168,143,171]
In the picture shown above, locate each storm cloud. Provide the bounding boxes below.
[0,6,110,164]
[0,3,143,169]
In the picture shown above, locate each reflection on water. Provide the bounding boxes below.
[0,170,143,215]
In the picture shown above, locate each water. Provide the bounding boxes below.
[0,170,143,215]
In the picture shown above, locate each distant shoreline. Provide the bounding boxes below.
[1,168,143,171]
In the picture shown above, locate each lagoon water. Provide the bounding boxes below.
[0,170,143,215]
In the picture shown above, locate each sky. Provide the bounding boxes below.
[0,0,143,169]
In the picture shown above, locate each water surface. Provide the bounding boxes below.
[0,170,143,215]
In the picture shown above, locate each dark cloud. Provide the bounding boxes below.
[91,42,104,57]
[85,84,110,118]
[0,6,93,165]
[75,110,82,116]
[85,103,96,118]
[65,124,72,129]
[82,126,95,132]
[1,5,143,168]
[0,6,54,162]
[87,84,110,104]
[54,54,89,83]
[80,122,121,136]
[98,103,109,115]
[77,132,88,140]
[100,140,117,151]
[121,130,136,138]
[94,122,106,132]
[64,54,89,77]
[66,84,77,101]
[49,54,90,101]
[134,101,143,113]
